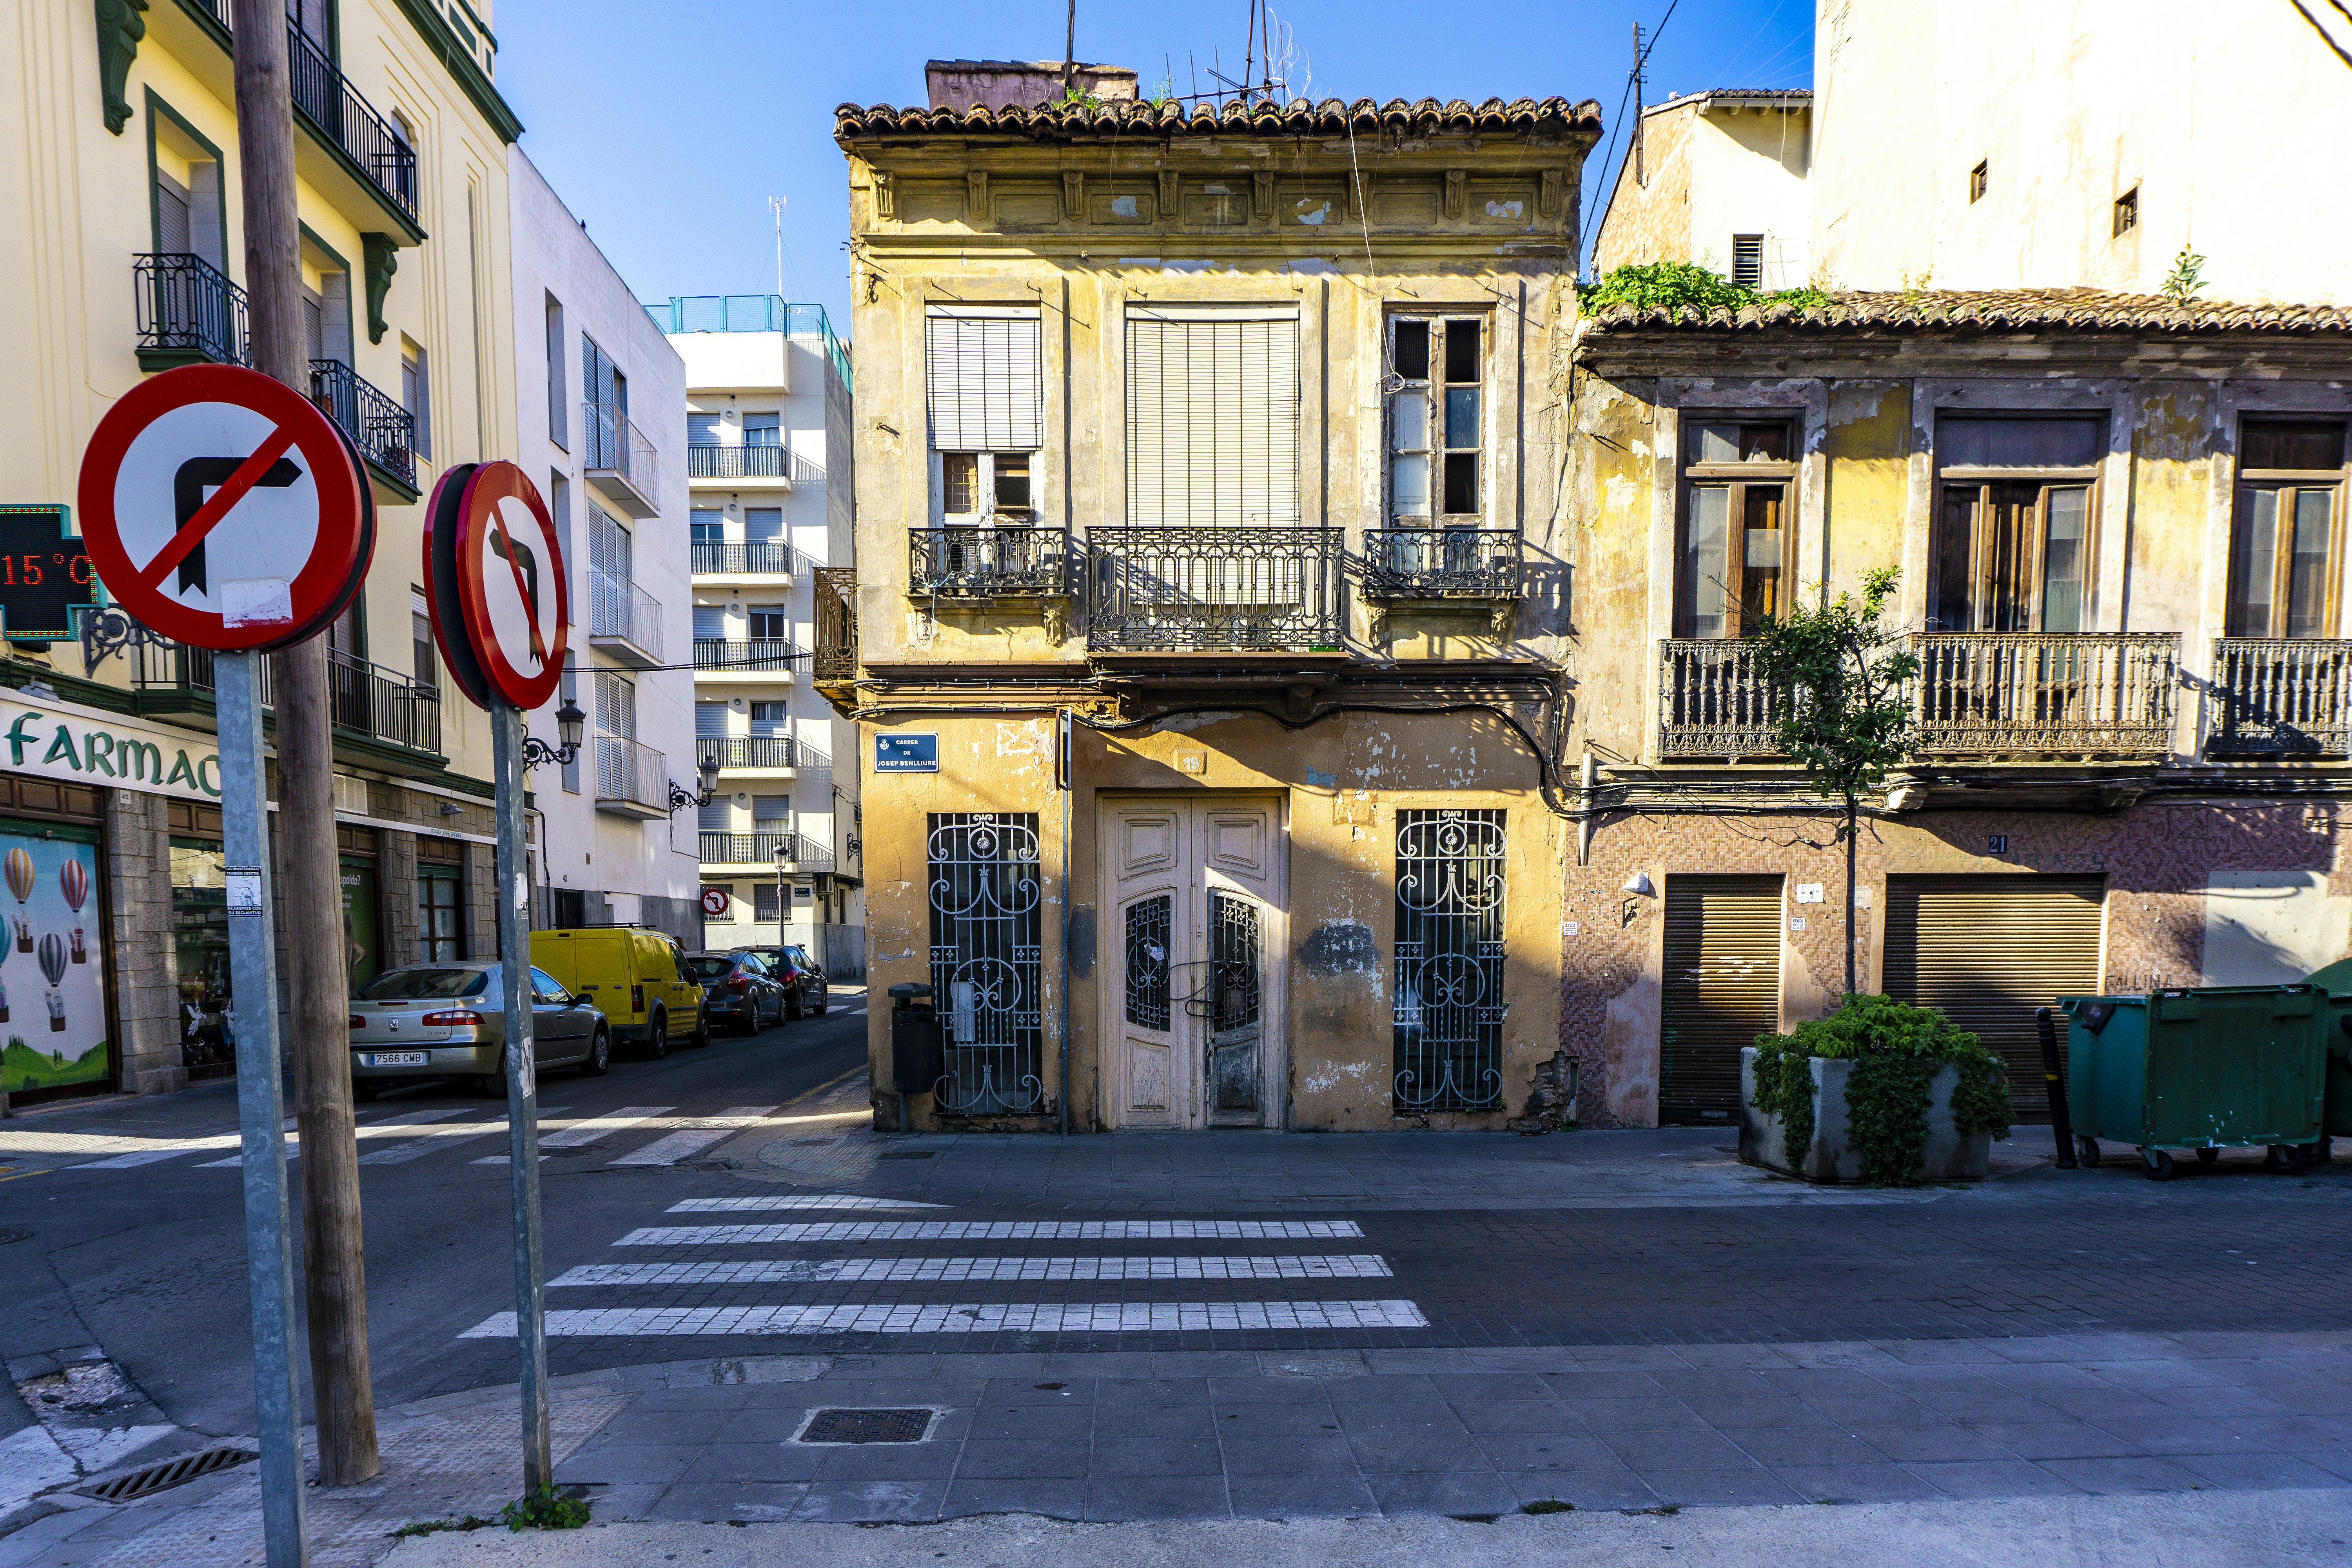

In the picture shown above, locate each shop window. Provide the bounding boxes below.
[171,839,234,1077]
[1675,418,1797,639]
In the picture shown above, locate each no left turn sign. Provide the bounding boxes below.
[424,461,569,711]
[701,887,731,918]
[76,365,368,650]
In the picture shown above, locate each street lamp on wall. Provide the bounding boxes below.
[667,755,722,816]
[773,843,799,935]
[520,698,587,771]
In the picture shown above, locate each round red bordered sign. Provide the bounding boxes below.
[443,461,569,711]
[701,887,731,918]
[76,364,368,652]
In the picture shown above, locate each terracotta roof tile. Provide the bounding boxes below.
[1583,287,2352,334]
[835,95,1604,143]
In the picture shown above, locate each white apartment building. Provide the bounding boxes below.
[508,153,699,945]
[651,296,862,973]
[1592,89,1813,289]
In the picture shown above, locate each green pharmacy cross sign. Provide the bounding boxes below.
[0,506,99,645]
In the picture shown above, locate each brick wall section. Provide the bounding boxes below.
[379,830,419,971]
[462,841,497,960]
[103,787,185,1096]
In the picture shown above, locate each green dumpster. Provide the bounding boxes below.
[2057,985,2328,1180]
[2299,959,2352,1138]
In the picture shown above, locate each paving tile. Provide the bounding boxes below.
[1902,1388,2067,1423]
[1541,1371,1669,1401]
[1430,1373,1559,1402]
[813,1442,962,1481]
[1961,1421,2144,1460]
[646,1482,809,1522]
[1090,1437,1225,1477]
[1500,1467,1657,1512]
[557,1441,706,1485]
[941,1477,1088,1519]
[948,1439,1091,1480]
[1769,1463,1947,1503]
[1361,1469,1519,1517]
[1215,1403,1348,1436]
[2215,1415,2352,1451]
[1904,1460,2085,1499]
[1699,1398,1846,1431]
[1455,1400,1595,1436]
[793,1477,948,1521]
[2035,1456,2212,1494]
[1342,1428,1490,1471]
[1846,1424,2018,1464]
[1218,1435,1361,1475]
[1635,1468,1807,1507]
[677,1442,826,1485]
[1725,1428,1888,1467]
[717,1407,821,1444]
[966,1407,1095,1443]
[1323,1375,1443,1404]
[1600,1428,1759,1471]
[579,1483,665,1521]
[1227,1474,1380,1518]
[2172,1451,2352,1490]
[983,1377,1100,1405]
[1085,1474,1233,1520]
[1557,1398,1708,1432]
[1474,1434,1627,1474]
[1799,1395,1944,1427]
[1205,1375,1330,1405]
[591,1407,738,1446]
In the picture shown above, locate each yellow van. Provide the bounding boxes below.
[529,926,708,1058]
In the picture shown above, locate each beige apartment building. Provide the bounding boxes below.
[830,67,1598,1132]
[0,0,526,1103]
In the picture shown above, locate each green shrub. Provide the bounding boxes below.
[499,1485,589,1532]
[1577,263,1836,318]
[1749,994,2011,1186]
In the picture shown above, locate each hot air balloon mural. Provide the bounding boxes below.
[37,932,68,1033]
[4,847,31,953]
[60,859,89,964]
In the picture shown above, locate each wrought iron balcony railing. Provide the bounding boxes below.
[687,443,786,480]
[126,639,441,757]
[698,829,837,872]
[285,23,419,224]
[692,638,797,673]
[307,359,417,490]
[909,524,1070,598]
[2208,638,2352,757]
[1911,632,2179,756]
[593,735,667,814]
[690,541,794,577]
[1358,528,1524,598]
[1087,527,1345,654]
[1658,640,1788,758]
[588,569,661,652]
[135,254,249,367]
[814,568,858,683]
[695,735,815,771]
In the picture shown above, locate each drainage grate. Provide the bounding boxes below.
[875,1151,935,1161]
[80,1447,254,1503]
[798,1408,932,1445]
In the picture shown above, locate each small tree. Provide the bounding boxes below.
[1749,568,1920,997]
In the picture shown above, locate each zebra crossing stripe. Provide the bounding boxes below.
[665,1194,947,1213]
[358,1109,571,1166]
[460,1299,1429,1338]
[549,1254,1396,1287]
[606,1107,779,1167]
[616,1219,1367,1246]
[473,1107,674,1163]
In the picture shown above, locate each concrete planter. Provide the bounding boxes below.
[1740,1047,1992,1184]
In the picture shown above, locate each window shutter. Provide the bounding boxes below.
[1124,307,1299,527]
[926,307,1042,452]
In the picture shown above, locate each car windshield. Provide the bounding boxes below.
[360,968,488,1000]
[682,956,737,981]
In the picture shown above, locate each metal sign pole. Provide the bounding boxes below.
[493,702,550,1488]
[217,649,309,1567]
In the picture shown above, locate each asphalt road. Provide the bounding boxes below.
[0,991,870,1443]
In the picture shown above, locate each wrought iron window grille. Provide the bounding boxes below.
[1393,808,1507,1114]
[927,813,1046,1116]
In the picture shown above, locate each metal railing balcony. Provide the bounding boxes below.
[135,254,249,367]
[1358,528,1524,599]
[814,568,858,683]
[1087,527,1345,654]
[126,640,441,757]
[2209,638,2352,757]
[592,735,668,815]
[690,541,794,577]
[909,524,1070,598]
[587,570,662,664]
[687,443,787,481]
[583,400,661,516]
[1911,632,2179,757]
[285,22,419,225]
[1657,640,1788,759]
[692,638,797,673]
[695,735,814,772]
[698,829,837,873]
[307,359,417,491]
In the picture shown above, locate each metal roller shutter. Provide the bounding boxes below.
[1660,875,1784,1123]
[925,307,1043,453]
[1124,306,1299,528]
[1882,875,2104,1120]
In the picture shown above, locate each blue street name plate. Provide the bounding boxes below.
[875,733,938,773]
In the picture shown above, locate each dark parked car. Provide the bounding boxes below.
[681,950,789,1034]
[731,944,828,1019]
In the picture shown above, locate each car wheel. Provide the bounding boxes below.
[786,991,804,1022]
[811,987,828,1017]
[644,1009,669,1060]
[690,1009,712,1050]
[474,1073,504,1098]
[352,1079,381,1103]
[581,1028,611,1077]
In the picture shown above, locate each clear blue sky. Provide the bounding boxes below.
[494,0,1815,334]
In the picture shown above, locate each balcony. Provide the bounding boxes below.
[693,639,797,683]
[307,359,418,501]
[1087,527,1345,656]
[125,640,443,765]
[1358,528,1524,601]
[813,568,857,691]
[644,296,853,393]
[592,735,669,818]
[690,541,794,583]
[686,444,801,486]
[909,524,1070,599]
[1655,632,2181,761]
[135,254,248,370]
[2208,639,2352,757]
[587,570,662,669]
[583,401,662,517]
[695,735,811,775]
[285,23,421,237]
[699,829,837,874]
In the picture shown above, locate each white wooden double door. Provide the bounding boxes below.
[1102,795,1287,1129]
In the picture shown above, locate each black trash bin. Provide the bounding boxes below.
[889,983,943,1129]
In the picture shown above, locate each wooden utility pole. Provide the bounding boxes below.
[228,0,379,1488]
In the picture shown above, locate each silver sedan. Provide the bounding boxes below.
[349,963,610,1098]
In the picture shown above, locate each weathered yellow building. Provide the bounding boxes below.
[1563,291,2352,1129]
[831,77,1599,1132]
[0,0,523,1101]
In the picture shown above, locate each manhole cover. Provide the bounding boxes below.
[797,1408,933,1445]
[80,1447,253,1503]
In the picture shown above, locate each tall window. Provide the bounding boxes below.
[926,813,1044,1115]
[1393,809,1506,1114]
[2230,420,2346,639]
[410,587,436,694]
[544,294,566,448]
[927,306,1042,523]
[1387,316,1484,524]
[1931,417,2102,633]
[1126,305,1298,526]
[690,508,724,549]
[747,603,788,642]
[400,336,431,459]
[1676,419,1795,639]
[417,864,461,963]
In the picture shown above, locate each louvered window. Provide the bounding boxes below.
[926,307,1042,452]
[1126,306,1300,527]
